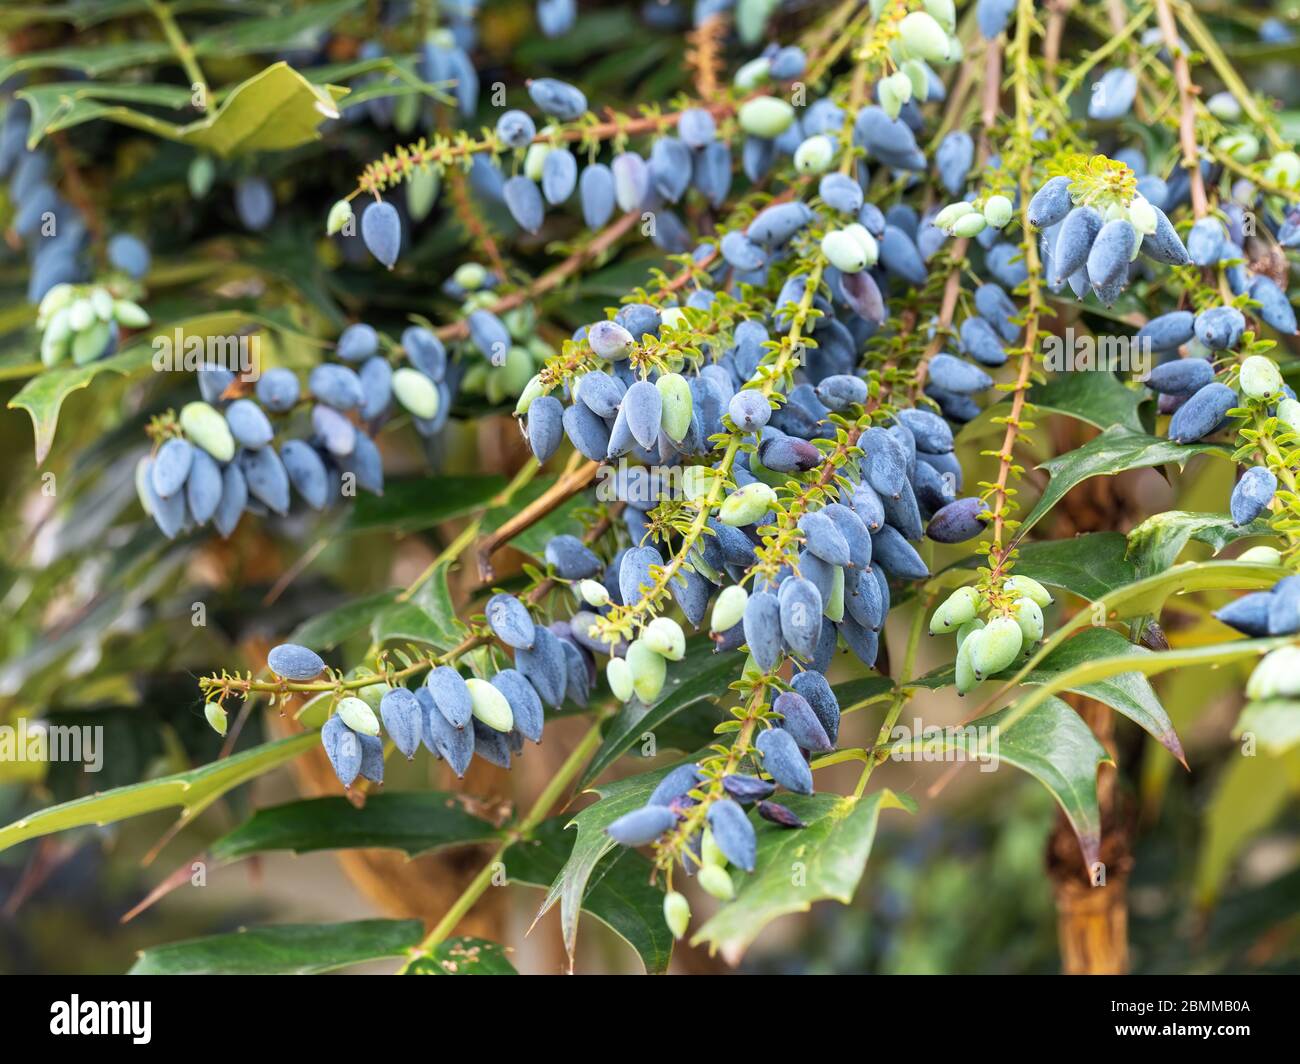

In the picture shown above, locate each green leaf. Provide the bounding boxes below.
[0,733,316,855]
[0,42,176,86]
[404,937,518,975]
[1020,426,1228,535]
[8,344,153,465]
[995,635,1290,750]
[129,919,423,975]
[912,627,1185,764]
[18,63,347,154]
[289,589,401,650]
[575,640,743,791]
[691,790,915,963]
[507,817,673,974]
[535,763,676,969]
[370,561,466,650]
[1029,370,1145,434]
[210,793,503,861]
[832,674,895,713]
[1126,510,1274,580]
[889,697,1111,869]
[1233,701,1300,757]
[1195,751,1300,906]
[345,475,507,534]
[994,532,1137,602]
[7,311,270,465]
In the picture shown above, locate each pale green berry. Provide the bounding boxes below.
[663,891,691,939]
[1217,132,1259,164]
[578,579,610,607]
[1264,150,1300,190]
[1003,574,1053,607]
[607,657,634,701]
[180,400,236,462]
[659,306,688,332]
[626,638,667,702]
[738,96,796,139]
[40,327,69,367]
[71,320,110,365]
[825,565,845,622]
[358,680,390,713]
[682,465,719,502]
[951,212,987,238]
[205,702,228,736]
[1246,646,1300,699]
[970,616,1023,679]
[794,134,835,174]
[90,287,114,321]
[711,585,749,633]
[326,199,354,236]
[898,11,950,63]
[454,262,488,290]
[524,142,551,181]
[822,229,869,273]
[657,372,694,442]
[935,201,976,231]
[1238,545,1283,565]
[982,195,1013,229]
[113,299,150,328]
[698,863,735,900]
[514,373,545,415]
[701,826,727,868]
[1206,92,1241,121]
[1103,202,1129,224]
[719,482,778,527]
[392,366,441,418]
[901,59,930,101]
[336,696,381,736]
[68,298,95,332]
[955,632,979,695]
[643,617,686,661]
[924,0,957,33]
[465,677,514,731]
[37,282,75,323]
[1240,355,1284,401]
[734,57,771,91]
[407,166,440,221]
[955,617,985,650]
[1012,596,1044,645]
[1127,196,1158,236]
[843,222,879,265]
[930,585,980,635]
[1275,397,1300,435]
[877,72,912,120]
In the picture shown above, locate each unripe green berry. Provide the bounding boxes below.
[698,863,735,901]
[719,482,778,526]
[711,585,748,633]
[738,96,796,139]
[607,657,634,701]
[643,617,686,661]
[982,195,1013,229]
[970,616,1023,678]
[1238,545,1283,565]
[657,372,694,442]
[465,677,514,731]
[663,891,691,939]
[898,11,950,63]
[794,134,835,174]
[1240,355,1284,401]
[1004,575,1053,607]
[337,696,380,736]
[626,638,667,702]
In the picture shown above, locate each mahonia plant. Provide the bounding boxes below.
[2,0,1300,977]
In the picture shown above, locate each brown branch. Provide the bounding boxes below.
[476,459,601,582]
[1155,0,1207,218]
[685,14,727,100]
[436,211,640,342]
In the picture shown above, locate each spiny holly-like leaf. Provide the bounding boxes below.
[1126,510,1274,579]
[576,640,743,791]
[1028,369,1145,434]
[129,919,423,975]
[1020,427,1230,535]
[691,790,915,964]
[507,817,673,974]
[533,763,677,971]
